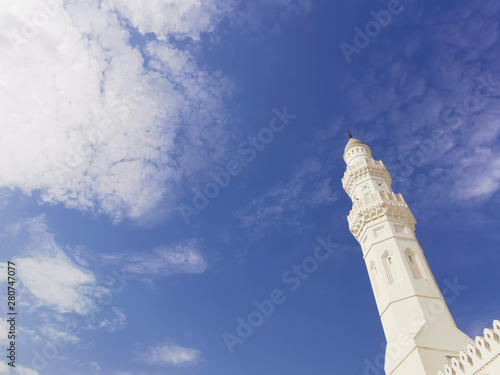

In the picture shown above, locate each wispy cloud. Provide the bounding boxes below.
[97,307,127,332]
[0,215,210,372]
[103,240,207,279]
[9,216,102,315]
[0,363,41,375]
[105,0,231,40]
[14,366,41,375]
[0,362,9,374]
[40,325,80,344]
[18,251,98,314]
[466,316,499,338]
[0,262,7,285]
[342,0,500,209]
[0,320,9,347]
[229,0,314,33]
[236,158,338,238]
[138,342,201,366]
[4,216,208,318]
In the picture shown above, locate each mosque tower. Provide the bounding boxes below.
[341,132,474,375]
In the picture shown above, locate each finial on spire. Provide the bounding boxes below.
[347,130,353,139]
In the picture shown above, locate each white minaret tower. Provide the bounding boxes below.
[342,133,473,375]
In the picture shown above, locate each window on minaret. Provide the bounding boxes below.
[404,249,427,280]
[382,251,400,285]
[369,261,380,296]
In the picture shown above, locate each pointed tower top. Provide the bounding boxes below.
[347,130,353,139]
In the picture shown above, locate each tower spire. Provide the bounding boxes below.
[341,137,473,375]
[346,129,353,139]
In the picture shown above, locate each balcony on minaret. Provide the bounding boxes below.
[341,158,393,199]
[347,189,417,253]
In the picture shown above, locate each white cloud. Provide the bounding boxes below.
[0,364,42,375]
[0,361,10,374]
[0,0,314,223]
[0,320,9,346]
[18,327,40,343]
[9,216,101,315]
[13,365,40,375]
[453,151,500,200]
[5,216,206,318]
[0,189,12,209]
[6,216,206,319]
[18,252,96,314]
[90,361,101,372]
[237,158,338,237]
[119,241,207,277]
[139,342,201,365]
[229,0,313,32]
[0,263,7,285]
[104,0,230,41]
[341,0,500,209]
[40,325,80,344]
[98,307,127,332]
[0,0,234,223]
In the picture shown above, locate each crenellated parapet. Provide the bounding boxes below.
[347,190,416,241]
[437,320,500,375]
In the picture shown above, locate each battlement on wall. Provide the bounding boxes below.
[437,320,500,375]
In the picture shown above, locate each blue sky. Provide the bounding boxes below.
[1,0,500,374]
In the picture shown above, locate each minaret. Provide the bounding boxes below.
[341,133,473,375]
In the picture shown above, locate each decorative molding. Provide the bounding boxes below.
[347,191,416,241]
[342,158,392,196]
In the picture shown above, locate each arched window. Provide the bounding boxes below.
[405,249,427,280]
[382,251,400,284]
[369,261,380,296]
